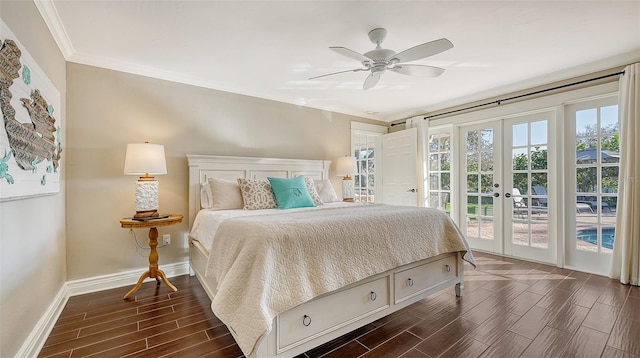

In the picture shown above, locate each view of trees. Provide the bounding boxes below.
[463,120,620,210]
[437,113,620,215]
[576,122,620,194]
[512,147,547,196]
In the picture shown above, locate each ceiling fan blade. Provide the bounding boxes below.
[363,73,380,90]
[309,68,366,80]
[390,64,445,77]
[330,46,373,63]
[392,38,453,63]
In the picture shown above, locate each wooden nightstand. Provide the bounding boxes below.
[119,214,183,299]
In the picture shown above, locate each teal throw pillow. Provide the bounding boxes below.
[267,176,316,209]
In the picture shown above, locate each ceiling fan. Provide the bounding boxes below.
[310,28,453,90]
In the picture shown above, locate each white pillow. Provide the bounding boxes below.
[314,179,340,203]
[209,178,244,210]
[200,181,213,209]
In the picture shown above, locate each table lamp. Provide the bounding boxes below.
[124,142,167,218]
[335,156,357,202]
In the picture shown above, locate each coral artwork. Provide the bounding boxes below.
[0,20,62,201]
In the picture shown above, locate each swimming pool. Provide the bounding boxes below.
[577,228,615,249]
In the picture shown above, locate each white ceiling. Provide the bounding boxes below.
[37,1,640,122]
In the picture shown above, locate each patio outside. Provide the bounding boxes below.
[466,206,616,254]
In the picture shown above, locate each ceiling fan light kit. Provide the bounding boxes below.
[310,28,453,90]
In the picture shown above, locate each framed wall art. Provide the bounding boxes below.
[0,19,62,202]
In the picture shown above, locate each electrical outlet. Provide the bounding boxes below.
[162,234,171,245]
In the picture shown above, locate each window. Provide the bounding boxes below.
[574,104,619,253]
[353,132,377,203]
[428,133,452,215]
[351,122,386,204]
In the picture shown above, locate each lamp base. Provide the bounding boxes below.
[134,178,160,217]
[342,177,354,202]
[133,210,159,219]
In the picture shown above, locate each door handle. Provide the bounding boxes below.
[407,189,416,193]
[493,193,500,198]
[505,193,512,198]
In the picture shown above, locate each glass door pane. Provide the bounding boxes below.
[427,133,452,215]
[567,97,619,275]
[460,122,502,254]
[353,131,379,203]
[504,113,554,264]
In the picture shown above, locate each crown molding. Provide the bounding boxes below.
[33,0,74,59]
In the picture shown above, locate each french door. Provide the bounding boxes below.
[502,114,555,263]
[565,97,619,274]
[459,112,555,264]
[459,122,503,254]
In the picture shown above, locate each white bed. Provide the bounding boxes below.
[187,155,475,358]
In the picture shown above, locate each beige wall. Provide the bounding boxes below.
[0,2,67,357]
[0,5,382,352]
[66,62,383,280]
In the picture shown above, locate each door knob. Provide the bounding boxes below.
[407,188,416,193]
[493,193,500,197]
[505,193,512,198]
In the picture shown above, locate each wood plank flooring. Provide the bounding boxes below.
[39,252,640,357]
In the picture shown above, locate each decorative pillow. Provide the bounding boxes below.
[200,181,213,209]
[209,178,244,210]
[314,179,340,203]
[237,178,278,210]
[268,176,316,209]
[302,176,323,206]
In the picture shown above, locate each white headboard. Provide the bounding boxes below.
[187,155,331,227]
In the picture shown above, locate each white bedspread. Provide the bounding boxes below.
[203,204,475,357]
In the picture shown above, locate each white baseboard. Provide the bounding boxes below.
[18,261,190,357]
[15,283,69,358]
[66,261,190,296]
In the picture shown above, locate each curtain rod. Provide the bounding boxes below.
[389,70,625,127]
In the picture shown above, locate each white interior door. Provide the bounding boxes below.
[381,128,418,206]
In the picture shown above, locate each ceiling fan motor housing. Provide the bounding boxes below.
[363,48,397,64]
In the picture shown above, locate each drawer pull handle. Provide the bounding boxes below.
[445,264,451,272]
[407,278,414,287]
[370,291,377,301]
[302,315,311,327]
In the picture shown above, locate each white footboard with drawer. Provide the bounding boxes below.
[190,239,464,357]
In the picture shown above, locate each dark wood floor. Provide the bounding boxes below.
[39,252,640,358]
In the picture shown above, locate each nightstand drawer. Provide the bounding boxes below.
[394,254,458,303]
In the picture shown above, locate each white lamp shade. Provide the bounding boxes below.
[124,143,167,175]
[335,156,357,177]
